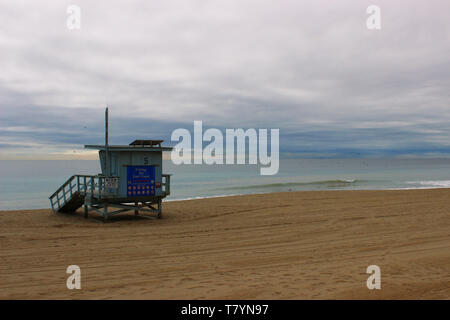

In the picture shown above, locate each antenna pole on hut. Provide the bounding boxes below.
[105,106,110,177]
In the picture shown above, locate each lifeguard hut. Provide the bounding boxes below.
[49,108,173,220]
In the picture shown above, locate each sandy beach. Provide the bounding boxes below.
[0,189,449,299]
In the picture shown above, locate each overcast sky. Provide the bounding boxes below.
[0,0,449,159]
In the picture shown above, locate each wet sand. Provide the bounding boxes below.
[0,189,449,299]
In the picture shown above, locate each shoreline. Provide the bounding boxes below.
[0,188,449,299]
[3,186,450,212]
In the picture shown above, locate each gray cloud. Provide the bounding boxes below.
[0,0,449,158]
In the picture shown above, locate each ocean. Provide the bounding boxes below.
[1,158,450,210]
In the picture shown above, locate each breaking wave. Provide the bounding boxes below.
[406,180,450,188]
[223,179,363,190]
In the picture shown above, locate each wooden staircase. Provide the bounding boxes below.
[49,175,106,213]
[58,191,85,213]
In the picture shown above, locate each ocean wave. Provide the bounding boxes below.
[165,194,241,202]
[221,179,363,190]
[407,180,450,188]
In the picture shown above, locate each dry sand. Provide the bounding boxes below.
[0,189,449,299]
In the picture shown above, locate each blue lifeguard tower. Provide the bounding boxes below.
[49,108,173,220]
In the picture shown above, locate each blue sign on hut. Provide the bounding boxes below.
[49,108,173,220]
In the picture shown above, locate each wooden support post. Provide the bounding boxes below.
[104,203,108,220]
[135,201,139,215]
[84,199,88,219]
[157,199,162,219]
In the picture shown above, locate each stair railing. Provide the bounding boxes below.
[49,175,117,212]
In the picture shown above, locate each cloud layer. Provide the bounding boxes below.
[0,0,449,158]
